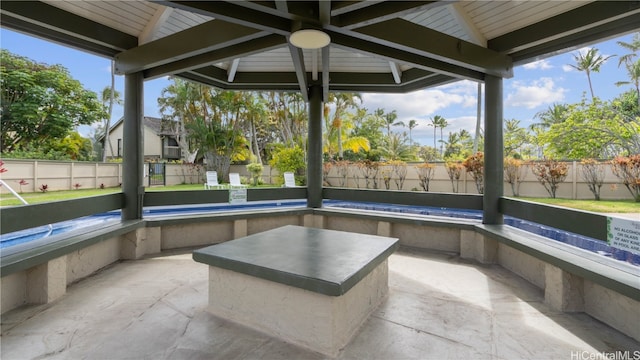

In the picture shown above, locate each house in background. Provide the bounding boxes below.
[103,116,181,161]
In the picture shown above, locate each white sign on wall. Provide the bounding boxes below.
[607,217,640,255]
[229,188,247,204]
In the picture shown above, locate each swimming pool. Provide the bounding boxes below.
[1,199,638,266]
[0,200,308,249]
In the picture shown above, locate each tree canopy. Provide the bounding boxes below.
[0,50,104,155]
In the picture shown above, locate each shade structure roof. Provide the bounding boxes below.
[2,1,640,101]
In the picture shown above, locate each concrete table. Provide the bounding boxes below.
[193,225,399,356]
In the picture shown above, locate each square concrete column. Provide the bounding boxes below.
[460,231,497,264]
[303,214,325,229]
[121,228,161,260]
[233,219,248,238]
[544,264,584,312]
[377,221,392,237]
[26,256,67,304]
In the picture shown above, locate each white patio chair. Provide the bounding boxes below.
[283,172,298,187]
[229,173,247,188]
[204,171,225,189]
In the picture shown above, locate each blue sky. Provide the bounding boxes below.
[1,28,637,146]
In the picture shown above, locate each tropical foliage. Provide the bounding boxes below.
[0,50,104,159]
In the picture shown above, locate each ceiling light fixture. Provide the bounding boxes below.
[289,29,330,49]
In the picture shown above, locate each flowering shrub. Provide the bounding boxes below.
[463,152,484,194]
[388,160,407,190]
[323,161,333,187]
[504,157,526,197]
[445,161,464,193]
[415,163,436,192]
[611,155,640,202]
[18,179,28,193]
[580,158,605,200]
[531,159,568,198]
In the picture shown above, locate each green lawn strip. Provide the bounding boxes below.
[2,187,637,213]
[0,183,279,206]
[518,197,639,213]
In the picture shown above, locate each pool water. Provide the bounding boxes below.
[1,199,638,266]
[326,201,640,266]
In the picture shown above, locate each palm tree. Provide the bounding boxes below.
[433,115,448,156]
[379,132,411,161]
[530,103,568,131]
[616,34,640,108]
[157,78,210,163]
[403,119,419,151]
[100,60,122,161]
[324,92,362,159]
[427,116,438,151]
[570,48,615,101]
[382,110,399,137]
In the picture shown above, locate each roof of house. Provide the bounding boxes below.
[99,116,176,140]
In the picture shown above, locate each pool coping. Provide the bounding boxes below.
[0,220,144,277]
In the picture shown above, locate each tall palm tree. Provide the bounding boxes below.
[382,110,399,137]
[324,92,362,159]
[100,60,122,161]
[395,119,419,156]
[158,78,210,163]
[427,116,438,151]
[433,115,448,156]
[405,119,418,151]
[616,34,640,108]
[570,48,614,101]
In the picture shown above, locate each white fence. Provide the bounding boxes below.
[0,159,635,200]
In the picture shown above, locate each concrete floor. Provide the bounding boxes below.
[2,248,638,360]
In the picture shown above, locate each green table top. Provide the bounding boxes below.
[193,225,399,296]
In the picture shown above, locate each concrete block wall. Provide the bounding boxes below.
[2,160,635,200]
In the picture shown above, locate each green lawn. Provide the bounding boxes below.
[0,183,276,206]
[1,186,638,213]
[515,197,639,213]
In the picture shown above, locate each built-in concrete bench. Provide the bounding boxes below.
[2,206,637,342]
[469,223,640,341]
[193,225,399,356]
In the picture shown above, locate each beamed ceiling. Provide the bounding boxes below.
[2,1,640,101]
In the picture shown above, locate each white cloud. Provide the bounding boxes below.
[562,64,574,72]
[411,115,479,146]
[360,81,483,146]
[523,59,553,70]
[505,78,566,109]
[362,81,477,118]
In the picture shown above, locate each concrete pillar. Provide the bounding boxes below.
[121,228,160,259]
[545,264,584,312]
[460,231,497,264]
[307,84,323,208]
[122,72,144,221]
[234,219,248,238]
[303,214,325,229]
[377,221,392,237]
[26,257,67,304]
[483,75,504,225]
[459,229,477,260]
